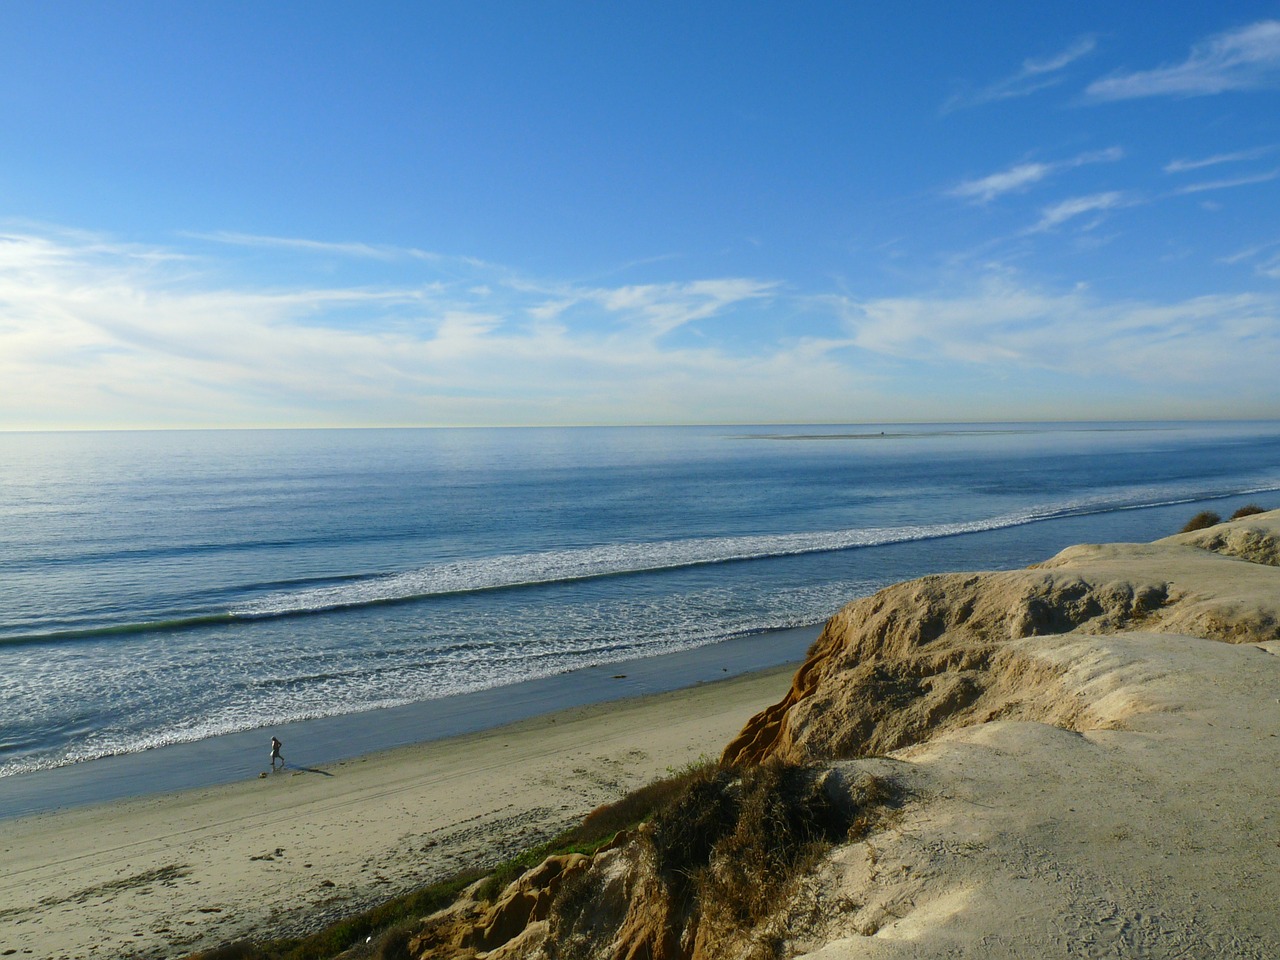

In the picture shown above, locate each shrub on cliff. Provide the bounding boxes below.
[547,761,896,960]
[649,761,850,926]
[1181,510,1221,533]
[1230,504,1266,520]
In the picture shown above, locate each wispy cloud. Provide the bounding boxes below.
[1164,146,1274,173]
[189,230,405,260]
[951,163,1054,204]
[185,230,500,272]
[1258,255,1280,279]
[1172,168,1280,195]
[0,228,810,429]
[6,226,1280,428]
[1087,20,1280,100]
[837,275,1280,388]
[944,35,1096,111]
[1029,191,1127,232]
[950,147,1123,204]
[1218,241,1280,279]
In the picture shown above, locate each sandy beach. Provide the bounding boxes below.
[0,664,798,960]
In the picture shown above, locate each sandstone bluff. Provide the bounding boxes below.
[378,513,1280,959]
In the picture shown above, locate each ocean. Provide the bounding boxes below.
[3,421,1279,792]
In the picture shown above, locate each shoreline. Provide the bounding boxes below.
[0,657,803,960]
[0,625,817,821]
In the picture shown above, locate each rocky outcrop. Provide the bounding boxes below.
[722,511,1280,766]
[405,854,589,959]
[1167,516,1280,566]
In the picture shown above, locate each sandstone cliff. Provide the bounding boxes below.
[395,510,1280,959]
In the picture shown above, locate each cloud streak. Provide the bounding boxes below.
[950,147,1124,204]
[837,276,1280,388]
[1088,20,1280,99]
[1171,168,1280,195]
[1164,146,1274,173]
[945,35,1096,111]
[1028,192,1127,232]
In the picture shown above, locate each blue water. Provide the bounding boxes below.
[2,421,1279,782]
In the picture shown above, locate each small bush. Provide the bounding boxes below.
[1230,503,1267,520]
[477,760,717,902]
[1181,510,1221,533]
[647,762,885,936]
[372,920,416,960]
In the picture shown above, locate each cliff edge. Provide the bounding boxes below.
[398,511,1280,959]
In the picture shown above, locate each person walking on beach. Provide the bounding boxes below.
[270,735,283,769]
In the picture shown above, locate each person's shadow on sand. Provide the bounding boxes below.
[262,764,335,778]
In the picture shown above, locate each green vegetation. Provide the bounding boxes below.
[190,870,482,960]
[1181,510,1221,532]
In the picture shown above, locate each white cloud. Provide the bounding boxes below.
[1165,146,1274,173]
[944,35,1096,111]
[1029,191,1126,232]
[1216,241,1280,279]
[950,147,1123,204]
[594,278,777,335]
[837,276,1280,386]
[5,227,1280,429]
[1024,36,1099,76]
[188,230,407,260]
[951,163,1053,203]
[1088,20,1280,100]
[185,230,501,272]
[0,229,803,428]
[1172,168,1280,195]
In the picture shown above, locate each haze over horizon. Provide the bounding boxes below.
[4,3,1280,430]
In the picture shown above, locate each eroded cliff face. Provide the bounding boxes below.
[399,764,897,960]
[722,513,1280,766]
[396,512,1280,960]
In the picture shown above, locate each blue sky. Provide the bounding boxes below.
[3,2,1280,428]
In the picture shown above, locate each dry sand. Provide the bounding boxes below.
[787,634,1280,958]
[0,665,797,960]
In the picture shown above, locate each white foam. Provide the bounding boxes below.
[229,481,1280,619]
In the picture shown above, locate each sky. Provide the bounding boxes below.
[3,2,1280,429]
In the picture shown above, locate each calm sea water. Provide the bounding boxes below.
[2,421,1279,781]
